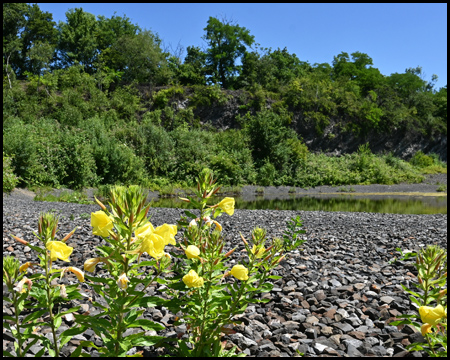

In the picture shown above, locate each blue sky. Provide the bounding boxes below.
[37,3,447,90]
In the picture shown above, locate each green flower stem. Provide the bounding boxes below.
[11,290,24,357]
[44,255,59,357]
[114,293,126,356]
[126,269,162,308]
[194,258,215,355]
[425,333,437,356]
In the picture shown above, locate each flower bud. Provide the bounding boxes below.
[61,227,77,242]
[223,248,236,258]
[95,197,107,211]
[11,235,28,245]
[240,233,248,246]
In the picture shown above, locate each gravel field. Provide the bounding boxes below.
[3,175,447,357]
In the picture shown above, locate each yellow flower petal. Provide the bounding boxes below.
[19,262,32,273]
[421,323,433,336]
[217,197,235,216]
[84,258,101,272]
[154,224,177,245]
[67,266,85,282]
[135,222,155,239]
[230,265,249,281]
[91,211,113,237]
[182,270,204,288]
[251,245,265,259]
[185,245,200,259]
[419,305,446,326]
[46,241,73,262]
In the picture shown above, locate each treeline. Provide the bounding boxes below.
[3,4,447,190]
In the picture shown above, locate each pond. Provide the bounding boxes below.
[148,194,447,214]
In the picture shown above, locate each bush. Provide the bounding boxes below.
[410,150,434,168]
[3,153,20,193]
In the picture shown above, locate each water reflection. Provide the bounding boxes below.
[149,194,447,214]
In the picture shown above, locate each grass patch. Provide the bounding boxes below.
[34,189,94,204]
[436,184,447,192]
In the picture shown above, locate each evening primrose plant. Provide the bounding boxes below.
[391,245,447,357]
[71,185,173,357]
[5,212,82,357]
[157,168,294,357]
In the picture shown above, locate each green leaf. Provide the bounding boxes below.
[3,296,12,303]
[184,210,198,219]
[129,296,166,308]
[70,344,83,357]
[268,275,282,280]
[127,319,165,331]
[129,335,166,347]
[22,336,40,355]
[2,315,15,322]
[3,350,14,357]
[23,309,47,324]
[54,315,62,330]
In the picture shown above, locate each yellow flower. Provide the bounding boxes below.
[135,222,177,260]
[140,234,166,259]
[91,211,113,237]
[182,270,204,288]
[46,241,73,262]
[154,224,177,245]
[185,245,200,259]
[217,197,235,216]
[66,266,85,282]
[117,273,129,290]
[19,262,32,273]
[84,258,101,272]
[136,222,177,246]
[251,245,265,259]
[419,305,446,326]
[230,265,249,281]
[421,323,433,336]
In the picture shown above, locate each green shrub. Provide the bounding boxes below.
[258,159,277,186]
[410,150,434,168]
[3,153,20,193]
[152,85,185,109]
[189,84,229,107]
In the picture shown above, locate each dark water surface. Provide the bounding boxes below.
[149,194,447,214]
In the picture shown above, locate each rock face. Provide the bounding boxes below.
[137,85,447,162]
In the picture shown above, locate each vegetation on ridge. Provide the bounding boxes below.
[3,4,447,193]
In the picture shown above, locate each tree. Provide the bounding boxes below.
[57,8,98,73]
[95,12,140,53]
[105,30,168,84]
[176,46,207,86]
[19,4,58,77]
[203,16,254,89]
[3,3,27,87]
